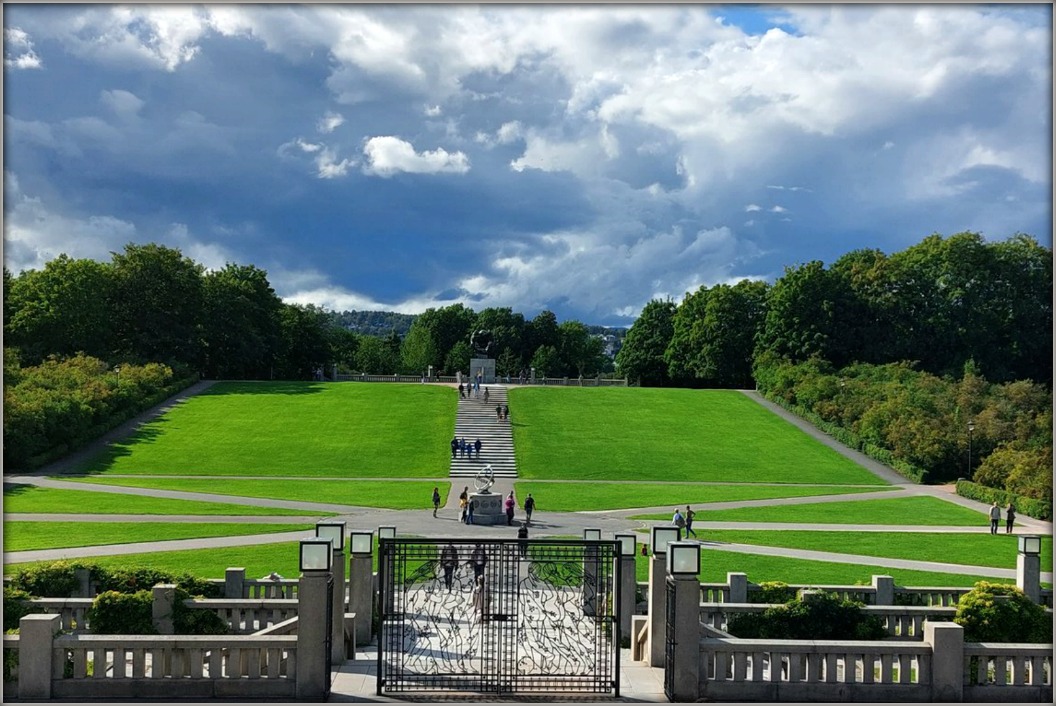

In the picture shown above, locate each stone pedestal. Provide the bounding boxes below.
[296,570,333,700]
[1017,552,1041,603]
[469,491,506,525]
[349,554,373,645]
[647,554,666,667]
[470,357,496,384]
[619,556,637,640]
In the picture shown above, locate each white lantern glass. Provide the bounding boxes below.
[300,539,333,571]
[666,542,700,576]
[349,531,373,556]
[615,533,636,557]
[651,526,681,555]
[583,528,602,541]
[315,521,346,551]
[1019,535,1042,556]
[378,526,397,540]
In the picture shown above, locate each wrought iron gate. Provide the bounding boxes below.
[377,538,620,695]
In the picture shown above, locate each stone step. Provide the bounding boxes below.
[450,385,517,480]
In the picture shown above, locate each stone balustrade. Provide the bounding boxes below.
[699,602,964,640]
[184,599,299,635]
[20,598,94,632]
[963,642,1053,701]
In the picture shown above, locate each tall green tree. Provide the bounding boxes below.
[616,299,675,386]
[756,261,845,365]
[474,307,526,369]
[525,310,560,361]
[5,255,114,364]
[412,304,476,372]
[400,321,438,375]
[109,243,204,368]
[530,344,560,379]
[356,335,400,374]
[694,280,769,388]
[200,263,282,379]
[274,303,331,380]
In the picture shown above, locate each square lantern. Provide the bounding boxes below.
[615,533,637,557]
[666,541,701,576]
[299,539,333,572]
[315,521,346,551]
[583,528,602,541]
[378,525,397,541]
[349,530,374,556]
[651,525,681,555]
[1018,535,1042,556]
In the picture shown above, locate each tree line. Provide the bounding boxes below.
[2,242,616,382]
[614,231,1051,503]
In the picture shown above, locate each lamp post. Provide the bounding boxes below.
[967,420,975,476]
[114,366,121,388]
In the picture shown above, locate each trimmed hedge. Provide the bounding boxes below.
[956,480,1052,522]
[728,591,887,640]
[954,581,1050,642]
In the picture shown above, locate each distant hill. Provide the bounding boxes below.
[329,310,416,337]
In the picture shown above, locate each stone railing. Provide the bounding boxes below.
[18,598,95,633]
[699,602,960,640]
[183,599,299,635]
[335,372,628,386]
[698,629,1052,702]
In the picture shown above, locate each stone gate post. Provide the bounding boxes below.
[296,569,333,699]
[647,551,667,667]
[925,621,964,701]
[668,572,701,701]
[349,542,373,646]
[152,583,176,634]
[19,614,60,699]
[225,567,246,598]
[330,545,346,663]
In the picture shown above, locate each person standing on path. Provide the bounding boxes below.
[474,438,482,459]
[450,436,458,459]
[459,486,469,523]
[432,487,441,517]
[1005,503,1016,534]
[517,523,529,559]
[989,502,1001,534]
[684,505,697,538]
[672,508,685,534]
[467,498,475,524]
[441,543,458,591]
[523,493,535,525]
[504,491,516,526]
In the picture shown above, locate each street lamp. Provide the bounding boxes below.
[967,420,975,476]
[114,366,121,387]
[299,539,333,572]
[583,528,602,541]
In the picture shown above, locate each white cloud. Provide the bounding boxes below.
[100,89,145,120]
[362,136,469,176]
[4,27,42,69]
[745,204,762,212]
[317,111,345,134]
[770,205,788,213]
[425,105,442,117]
[316,148,356,179]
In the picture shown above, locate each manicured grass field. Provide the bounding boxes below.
[2,540,1003,590]
[64,478,451,510]
[2,484,332,516]
[3,522,312,552]
[508,387,887,484]
[74,382,455,477]
[514,482,895,512]
[704,530,1054,572]
[647,496,987,526]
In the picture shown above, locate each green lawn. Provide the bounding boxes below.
[652,496,987,526]
[704,530,1054,572]
[634,549,1012,587]
[3,522,313,552]
[514,482,895,512]
[2,484,332,516]
[63,478,451,509]
[508,387,887,484]
[74,382,455,477]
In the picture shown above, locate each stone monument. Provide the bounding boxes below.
[469,465,505,525]
[469,329,497,384]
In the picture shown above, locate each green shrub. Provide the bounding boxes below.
[171,588,229,635]
[3,587,34,631]
[955,480,1052,522]
[750,581,797,604]
[87,590,155,634]
[9,560,84,597]
[4,629,18,682]
[728,591,887,640]
[954,581,1050,643]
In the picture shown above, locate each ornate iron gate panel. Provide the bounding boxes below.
[663,577,676,700]
[377,538,620,695]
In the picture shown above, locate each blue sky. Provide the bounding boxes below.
[3,3,1051,326]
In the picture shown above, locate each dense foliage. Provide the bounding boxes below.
[3,587,34,631]
[954,582,1050,642]
[727,591,887,640]
[8,560,224,599]
[3,352,195,470]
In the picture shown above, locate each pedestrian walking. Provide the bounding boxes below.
[672,508,686,535]
[504,491,516,526]
[471,543,487,580]
[483,387,490,404]
[459,486,469,523]
[474,438,482,459]
[441,543,458,591]
[502,404,509,421]
[684,505,697,538]
[460,437,467,458]
[458,382,466,399]
[432,487,441,517]
[1006,503,1016,534]
[450,436,458,459]
[517,523,529,559]
[989,502,1001,534]
[496,404,503,421]
[467,498,475,524]
[523,493,535,525]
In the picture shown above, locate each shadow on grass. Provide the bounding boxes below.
[66,419,169,476]
[198,381,328,396]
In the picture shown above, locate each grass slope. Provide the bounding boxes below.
[508,387,886,484]
[64,478,450,509]
[514,482,894,512]
[2,484,331,516]
[705,530,1054,572]
[661,496,987,526]
[3,522,312,551]
[74,381,455,477]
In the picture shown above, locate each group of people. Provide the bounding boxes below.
[450,436,482,459]
[458,486,476,524]
[672,505,697,538]
[988,501,1016,534]
[495,404,510,421]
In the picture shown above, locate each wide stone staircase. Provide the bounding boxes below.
[450,384,517,479]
